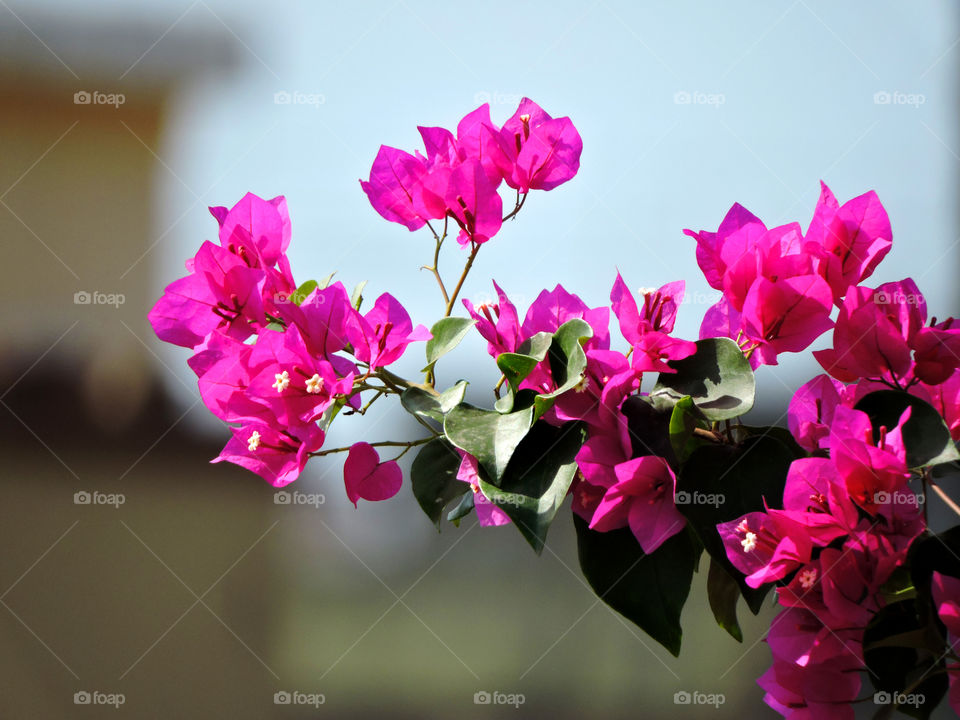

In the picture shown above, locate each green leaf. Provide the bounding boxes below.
[864,599,948,720]
[730,424,806,459]
[447,491,475,526]
[651,337,755,421]
[410,438,469,529]
[351,280,367,310]
[290,279,318,305]
[676,435,796,614]
[317,271,337,289]
[475,421,586,554]
[854,390,960,469]
[668,396,709,464]
[574,516,698,657]
[621,396,679,464]
[495,319,592,420]
[401,381,468,424]
[706,559,743,642]
[444,404,534,481]
[423,317,476,373]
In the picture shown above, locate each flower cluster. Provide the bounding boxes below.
[686,183,892,368]
[149,101,960,719]
[149,192,429,496]
[361,98,582,245]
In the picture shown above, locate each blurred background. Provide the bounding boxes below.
[0,1,958,717]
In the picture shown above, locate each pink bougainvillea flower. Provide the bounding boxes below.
[245,325,354,426]
[286,281,354,358]
[815,279,928,384]
[497,98,582,192]
[912,317,960,385]
[213,420,324,487]
[455,450,511,527]
[346,292,431,369]
[454,104,509,186]
[629,331,697,375]
[445,158,503,245]
[343,442,403,506]
[739,275,834,366]
[804,182,892,304]
[587,455,686,553]
[210,192,291,267]
[521,284,610,351]
[462,280,522,357]
[610,273,685,343]
[190,330,272,424]
[779,457,858,541]
[787,374,848,453]
[553,349,636,424]
[828,405,910,512]
[359,145,434,231]
[149,241,266,349]
[718,512,814,589]
[684,203,767,291]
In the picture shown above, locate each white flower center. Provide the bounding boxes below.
[305,373,323,394]
[799,568,818,590]
[272,370,290,392]
[741,531,757,553]
[247,430,261,452]
[574,376,590,394]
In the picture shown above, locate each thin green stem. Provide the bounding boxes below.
[309,437,433,458]
[444,242,481,317]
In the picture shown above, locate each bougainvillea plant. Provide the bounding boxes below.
[149,98,960,719]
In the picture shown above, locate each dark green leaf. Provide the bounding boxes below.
[621,396,678,465]
[855,390,960,469]
[447,491,475,526]
[676,435,795,613]
[668,396,709,464]
[401,381,468,423]
[707,559,743,642]
[574,516,698,656]
[410,438,468,529]
[864,599,947,720]
[475,421,586,554]
[423,317,476,373]
[497,332,552,391]
[651,337,755,421]
[444,404,534,481]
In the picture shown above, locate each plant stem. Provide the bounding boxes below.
[501,190,527,222]
[309,437,433,458]
[444,242,481,317]
[928,478,960,518]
